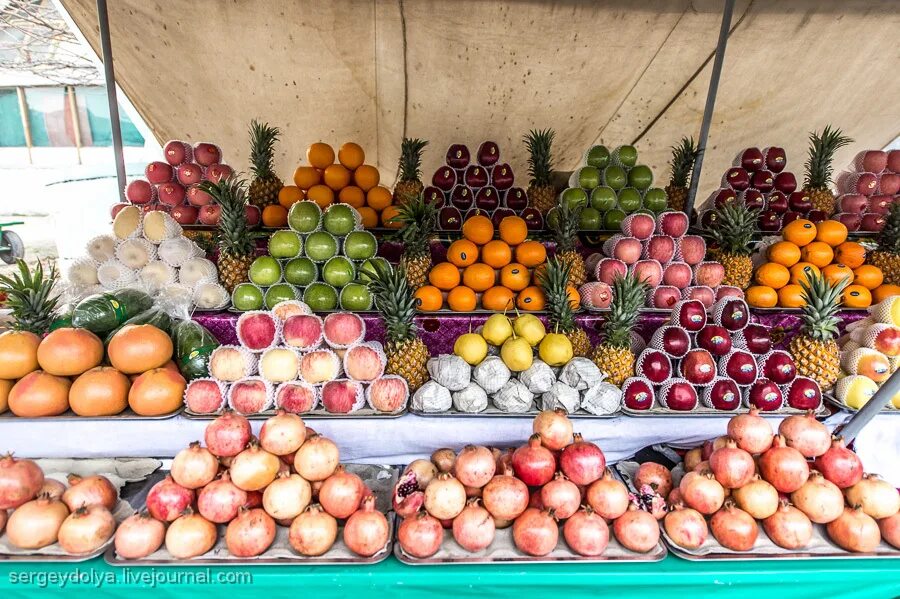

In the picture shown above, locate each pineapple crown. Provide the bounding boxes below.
[397,138,428,182]
[708,201,759,255]
[538,257,577,333]
[0,259,60,335]
[797,272,847,342]
[803,125,852,189]
[603,273,646,348]
[876,201,900,255]
[390,193,437,257]
[550,198,581,253]
[248,120,280,179]
[524,129,555,188]
[668,136,698,188]
[361,259,419,344]
[198,177,259,257]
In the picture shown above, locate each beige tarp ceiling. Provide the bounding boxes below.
[61,0,900,207]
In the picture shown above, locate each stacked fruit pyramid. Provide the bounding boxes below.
[190,302,408,416]
[621,297,820,413]
[233,201,381,312]
[558,144,668,231]
[830,149,900,232]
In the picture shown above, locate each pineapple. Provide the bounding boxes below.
[707,201,759,289]
[362,259,430,391]
[591,273,646,386]
[539,257,591,357]
[549,199,586,287]
[247,120,283,209]
[868,201,900,285]
[524,129,556,214]
[802,125,852,214]
[665,137,698,212]
[391,193,437,289]
[393,138,429,205]
[0,259,60,334]
[788,272,848,391]
[200,177,259,293]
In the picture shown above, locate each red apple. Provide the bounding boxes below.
[184,379,225,414]
[662,262,693,289]
[672,299,707,331]
[193,142,222,166]
[522,208,543,230]
[767,191,788,214]
[596,258,628,285]
[110,203,129,219]
[856,150,887,173]
[637,349,672,384]
[781,211,802,226]
[774,171,798,194]
[714,188,737,207]
[745,378,783,411]
[835,212,862,231]
[740,148,764,172]
[714,297,749,331]
[206,164,234,184]
[696,325,732,356]
[145,161,174,184]
[705,378,741,411]
[283,314,324,349]
[171,204,199,224]
[158,182,186,206]
[199,204,222,225]
[784,376,821,410]
[759,350,796,385]
[788,191,813,213]
[275,383,316,414]
[245,205,261,227]
[125,179,154,204]
[187,185,214,207]
[872,326,900,357]
[176,163,203,186]
[758,210,781,232]
[680,349,716,384]
[751,170,774,193]
[660,380,698,411]
[807,210,827,224]
[651,286,681,309]
[651,326,691,358]
[763,147,786,173]
[505,188,528,211]
[867,195,893,215]
[163,140,192,166]
[321,379,363,413]
[878,173,900,195]
[725,167,750,191]
[446,144,470,169]
[432,167,456,191]
[740,189,765,210]
[734,324,771,354]
[623,378,654,411]
[720,350,758,386]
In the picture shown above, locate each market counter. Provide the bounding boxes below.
[0,554,898,599]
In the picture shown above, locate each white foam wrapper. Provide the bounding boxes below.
[282,313,325,351]
[321,379,367,414]
[272,300,313,320]
[700,377,742,410]
[142,211,183,243]
[581,382,623,415]
[138,260,177,293]
[274,381,320,414]
[179,257,218,286]
[158,237,199,267]
[258,347,302,383]
[96,258,137,289]
[183,377,229,414]
[630,331,647,355]
[115,237,156,270]
[657,378,698,411]
[236,310,284,353]
[322,312,365,349]
[427,354,472,391]
[227,376,274,415]
[472,356,511,394]
[365,375,409,413]
[157,283,194,308]
[193,282,230,309]
[112,206,143,240]
[452,382,489,413]
[492,379,534,412]
[518,359,556,394]
[86,234,117,263]
[210,344,259,381]
[343,341,387,382]
[67,257,100,287]
[712,296,750,331]
[299,348,343,384]
[412,380,452,413]
[559,357,604,390]
[540,381,579,413]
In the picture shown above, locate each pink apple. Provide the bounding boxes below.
[209,346,252,381]
[283,314,324,349]
[645,236,676,263]
[230,379,269,414]
[237,312,278,351]
[300,350,341,384]
[861,213,886,232]
[715,286,744,301]
[631,260,663,287]
[856,150,887,173]
[368,376,409,412]
[206,164,234,184]
[176,163,203,186]
[879,173,900,195]
[275,383,316,414]
[693,262,725,288]
[596,258,627,285]
[199,204,222,225]
[163,140,192,166]
[158,182,186,206]
[344,344,385,382]
[321,379,363,413]
[171,204,199,224]
[581,282,613,309]
[678,236,707,266]
[867,195,893,214]
[323,313,365,347]
[612,237,643,265]
[188,185,214,207]
[651,286,681,309]
[622,213,656,240]
[663,262,692,289]
[184,379,225,414]
[888,150,900,174]
[656,212,689,238]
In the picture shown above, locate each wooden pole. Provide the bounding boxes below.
[16,87,33,165]
[67,86,83,165]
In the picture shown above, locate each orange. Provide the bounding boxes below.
[822,263,854,286]
[482,240,512,269]
[566,286,580,310]
[782,219,817,247]
[262,205,288,227]
[482,286,516,312]
[746,285,778,308]
[338,142,365,170]
[872,284,900,304]
[447,286,477,312]
[447,239,479,267]
[789,262,821,286]
[516,241,547,268]
[307,143,335,169]
[767,241,801,267]
[799,241,834,268]
[755,262,790,289]
[278,185,304,209]
[357,206,379,229]
[293,166,321,190]
[428,262,461,291]
[500,263,531,291]
[381,205,402,229]
[843,285,872,308]
[353,165,380,192]
[853,265,884,290]
[366,185,393,211]
[498,216,528,246]
[338,185,365,208]
[834,241,866,269]
[323,164,352,190]
[815,220,848,247]
[462,215,494,245]
[307,184,334,209]
[414,285,443,311]
[516,286,546,311]
[778,284,806,308]
[462,263,496,292]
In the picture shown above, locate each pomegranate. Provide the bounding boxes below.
[165,508,217,558]
[0,508,6,534]
[0,454,44,509]
[533,408,573,450]
[204,411,252,457]
[58,504,115,554]
[778,411,830,458]
[243,490,263,509]
[633,483,668,520]
[679,470,725,515]
[62,474,117,511]
[664,503,708,549]
[826,506,881,553]
[263,472,311,520]
[259,410,307,456]
[39,479,66,501]
[563,506,609,556]
[171,442,219,489]
[431,448,456,473]
[683,448,703,472]
[726,408,774,454]
[668,488,684,505]
[732,475,779,519]
[702,436,730,460]
[453,445,496,488]
[406,459,438,489]
[424,473,467,520]
[559,433,606,486]
[710,500,758,551]
[814,436,863,489]
[392,470,425,519]
[481,474,529,521]
[878,512,900,549]
[540,472,581,519]
[230,441,280,491]
[790,470,845,523]
[319,466,365,519]
[146,476,194,522]
[844,473,900,519]
[452,498,496,552]
[5,494,69,549]
[709,439,755,489]
[512,508,558,556]
[343,496,389,557]
[225,507,276,557]
[614,504,661,552]
[758,435,809,493]
[586,469,629,520]
[289,504,338,556]
[397,510,443,558]
[634,462,673,497]
[198,472,247,523]
[763,500,812,549]
[293,434,340,481]
[512,434,556,486]
[114,511,165,559]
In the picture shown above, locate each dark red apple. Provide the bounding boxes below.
[838,193,867,214]
[465,166,489,189]
[465,208,490,222]
[171,204,199,224]
[725,167,750,191]
[623,378,654,411]
[720,350,758,386]
[773,171,798,194]
[757,210,781,232]
[705,378,741,411]
[450,185,473,210]
[700,210,720,229]
[446,144,470,169]
[734,324,771,354]
[740,189,765,210]
[741,148,764,172]
[861,213,887,232]
[751,170,775,193]
[660,380,698,411]
[522,208,543,230]
[746,378,783,411]
[422,186,445,207]
[767,191,788,214]
[680,349,716,384]
[696,325,732,356]
[714,188,737,207]
[867,195,893,215]
[672,299,707,331]
[847,172,879,196]
[491,208,514,228]
[879,172,900,195]
[788,191,813,213]
[764,147,786,173]
[784,377,822,410]
[245,205,261,228]
[636,349,672,384]
[491,164,514,190]
[505,187,528,211]
[439,206,463,230]
[807,210,827,224]
[856,150,888,173]
[651,326,691,358]
[835,212,862,231]
[760,350,796,385]
[715,297,750,331]
[475,187,500,211]
[432,167,457,191]
[781,211,802,226]
[477,141,500,167]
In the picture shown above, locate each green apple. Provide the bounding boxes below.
[343,230,377,260]
[579,207,602,230]
[265,283,297,309]
[284,257,318,286]
[249,256,282,286]
[643,187,668,213]
[288,200,322,233]
[590,186,617,212]
[628,164,653,190]
[232,283,264,311]
[617,187,642,213]
[546,208,559,230]
[323,204,357,236]
[322,256,355,287]
[304,231,337,262]
[603,165,627,190]
[612,145,638,168]
[303,282,339,311]
[358,257,390,282]
[562,187,588,210]
[340,282,373,310]
[604,208,626,231]
[586,145,610,169]
[576,166,601,190]
[268,230,303,258]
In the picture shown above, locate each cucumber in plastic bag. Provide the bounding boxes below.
[72,289,153,334]
[173,319,219,380]
[103,308,174,345]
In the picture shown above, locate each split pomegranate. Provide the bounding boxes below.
[758,435,809,493]
[878,512,900,549]
[540,472,581,519]
[586,469,629,520]
[453,445,496,488]
[634,462,673,498]
[39,479,66,501]
[171,442,219,489]
[664,503,708,549]
[204,411,252,458]
[343,496,389,557]
[406,459,438,489]
[57,504,115,554]
[230,441,280,491]
[0,454,44,509]
[563,506,609,556]
[198,472,247,523]
[710,500,758,551]
[319,466,365,519]
[726,408,774,454]
[709,439,755,489]
[165,508,217,559]
[533,408,573,450]
[826,506,881,553]
[481,474,529,521]
[613,505,660,553]
[259,410,307,456]
[5,494,69,549]
[559,433,606,486]
[679,470,725,515]
[814,436,863,489]
[62,474,117,511]
[431,448,456,473]
[263,472,312,520]
[732,475,779,519]
[512,434,556,486]
[763,500,812,549]
[293,434,340,482]
[146,476,195,522]
[790,470,844,523]
[114,511,166,559]
[512,507,558,556]
[392,470,425,519]
[778,411,831,458]
[225,507,276,557]
[289,504,338,556]
[397,510,443,558]
[424,472,467,520]
[452,498,495,552]
[844,473,900,519]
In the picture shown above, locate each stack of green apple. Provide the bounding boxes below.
[232,201,387,312]
[553,144,668,231]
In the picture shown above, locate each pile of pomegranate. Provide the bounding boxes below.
[114,410,390,560]
[393,409,662,558]
[661,409,900,553]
